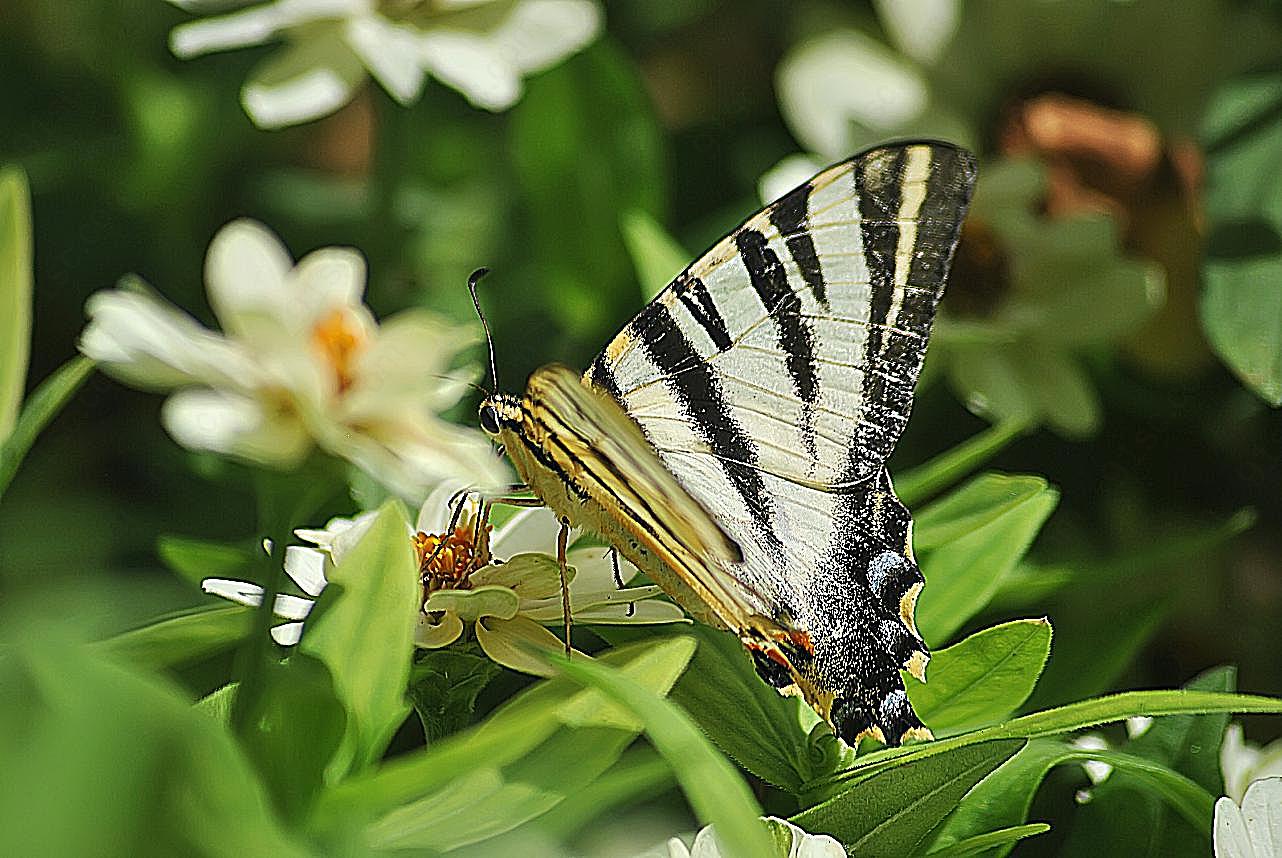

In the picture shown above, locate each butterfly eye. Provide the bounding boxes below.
[478,404,502,435]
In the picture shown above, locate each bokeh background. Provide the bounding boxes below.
[3,1,1282,853]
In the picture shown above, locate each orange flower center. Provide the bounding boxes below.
[310,308,365,394]
[414,509,492,604]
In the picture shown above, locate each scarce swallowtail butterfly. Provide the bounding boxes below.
[478,141,977,746]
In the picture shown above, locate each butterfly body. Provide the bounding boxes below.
[481,141,977,746]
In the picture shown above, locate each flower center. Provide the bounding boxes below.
[414,508,492,600]
[310,308,365,394]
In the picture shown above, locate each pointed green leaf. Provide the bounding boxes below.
[407,647,503,744]
[0,166,32,442]
[157,535,256,589]
[908,619,1052,734]
[925,823,1050,856]
[914,473,1059,643]
[0,638,309,857]
[298,501,419,776]
[0,356,94,500]
[1201,68,1282,405]
[550,642,775,858]
[96,605,250,669]
[895,421,1030,507]
[793,739,1026,856]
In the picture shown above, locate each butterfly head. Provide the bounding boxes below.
[477,395,523,438]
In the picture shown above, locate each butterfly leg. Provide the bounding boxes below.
[557,517,572,656]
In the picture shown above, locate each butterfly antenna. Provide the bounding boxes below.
[468,267,499,393]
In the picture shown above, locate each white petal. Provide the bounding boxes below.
[491,505,561,558]
[325,509,382,562]
[872,0,959,64]
[271,592,316,620]
[1215,796,1255,858]
[1126,716,1154,739]
[201,577,265,607]
[666,837,693,858]
[415,483,470,534]
[1241,777,1282,857]
[271,621,305,645]
[343,14,427,103]
[777,30,928,158]
[161,387,312,465]
[688,825,722,858]
[170,3,293,58]
[81,289,253,390]
[290,246,368,325]
[328,425,509,504]
[491,0,601,73]
[204,219,294,337]
[1224,724,1261,803]
[283,545,329,596]
[418,30,522,111]
[758,153,824,207]
[242,34,366,129]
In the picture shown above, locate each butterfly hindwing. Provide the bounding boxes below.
[581,141,977,744]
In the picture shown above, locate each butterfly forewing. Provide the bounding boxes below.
[580,141,977,744]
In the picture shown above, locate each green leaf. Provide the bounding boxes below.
[914,473,1059,643]
[235,655,348,823]
[532,746,674,842]
[157,535,256,589]
[95,605,251,669]
[0,356,94,500]
[551,644,775,858]
[1018,342,1100,438]
[925,823,1050,856]
[793,739,1027,856]
[407,647,503,744]
[1201,68,1282,405]
[0,166,32,442]
[895,421,1030,507]
[0,637,310,857]
[620,208,688,300]
[599,624,828,794]
[298,501,419,777]
[927,740,1216,857]
[321,638,696,850]
[926,738,1069,855]
[908,619,1052,735]
[818,689,1282,798]
[1062,666,1237,857]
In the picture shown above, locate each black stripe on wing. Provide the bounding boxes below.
[769,181,829,309]
[735,228,820,463]
[629,300,785,558]
[672,272,733,352]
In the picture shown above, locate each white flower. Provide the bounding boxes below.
[1214,777,1282,858]
[662,817,845,858]
[773,3,960,162]
[165,0,602,128]
[80,219,505,499]
[202,484,687,671]
[1222,724,1282,804]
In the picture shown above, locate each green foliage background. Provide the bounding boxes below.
[3,1,1282,856]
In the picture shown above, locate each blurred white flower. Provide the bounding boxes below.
[1214,777,1282,858]
[165,0,602,128]
[662,817,845,858]
[202,484,686,671]
[1222,724,1282,804]
[80,218,505,498]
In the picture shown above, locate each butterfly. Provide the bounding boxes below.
[478,140,977,746]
